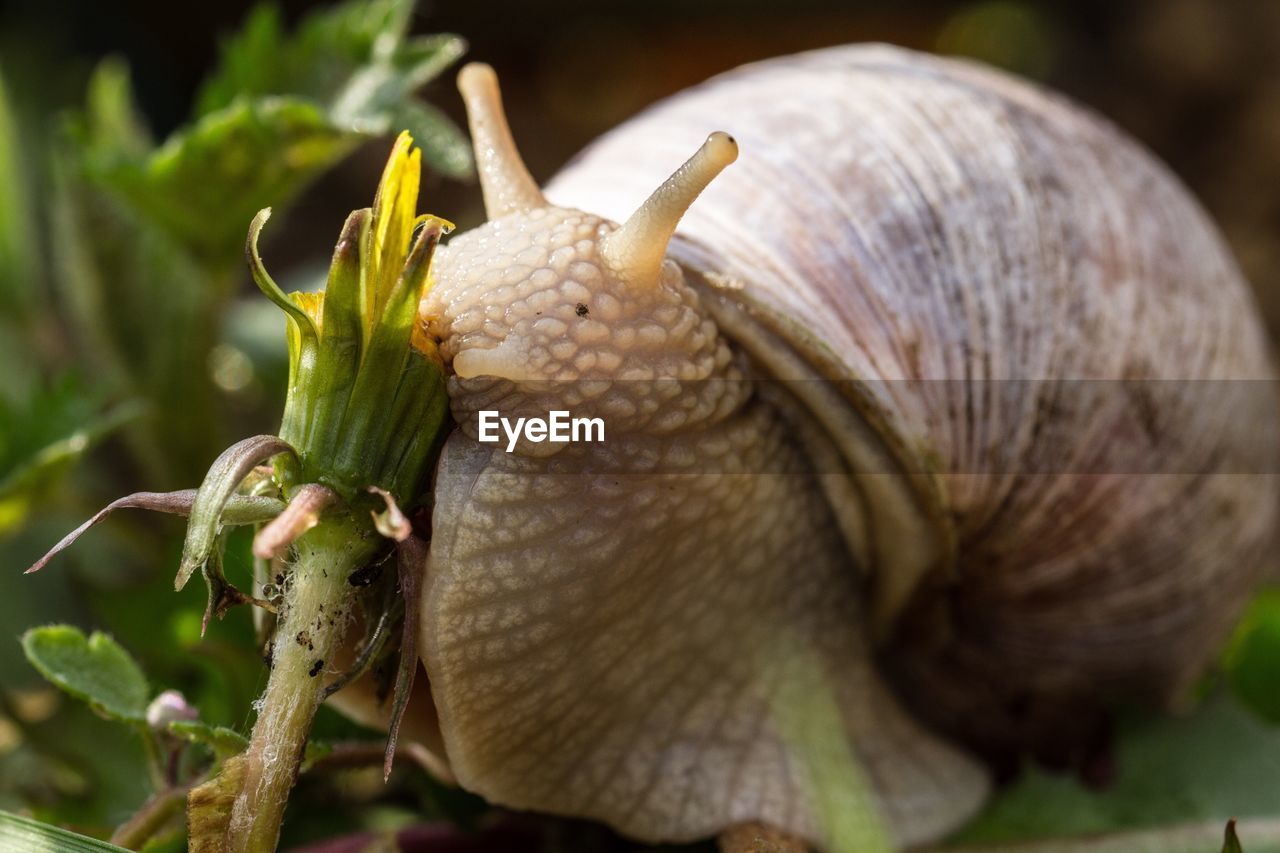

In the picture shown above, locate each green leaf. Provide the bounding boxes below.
[51,136,219,483]
[196,0,449,115]
[76,58,151,163]
[953,693,1280,845]
[0,811,131,852]
[193,4,290,115]
[98,98,356,263]
[0,401,140,505]
[0,379,140,536]
[390,99,473,179]
[386,33,469,89]
[0,68,37,317]
[1225,587,1280,722]
[328,34,472,178]
[20,627,150,723]
[192,0,471,190]
[167,720,248,763]
[58,17,464,339]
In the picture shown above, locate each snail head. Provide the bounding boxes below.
[422,63,743,444]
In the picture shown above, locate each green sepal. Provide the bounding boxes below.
[256,194,448,502]
[383,535,425,780]
[245,208,318,333]
[177,434,296,591]
[339,217,447,492]
[303,208,369,467]
[25,488,284,575]
[262,132,451,506]
[247,208,320,451]
[379,350,449,502]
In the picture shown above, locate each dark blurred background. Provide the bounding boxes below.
[1,0,1278,848]
[4,0,1277,328]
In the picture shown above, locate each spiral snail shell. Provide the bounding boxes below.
[335,44,1277,849]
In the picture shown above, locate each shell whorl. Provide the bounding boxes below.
[547,44,1277,740]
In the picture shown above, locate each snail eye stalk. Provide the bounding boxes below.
[600,131,738,288]
[457,62,546,219]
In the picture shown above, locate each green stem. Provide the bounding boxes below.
[111,783,191,850]
[223,515,377,853]
[135,723,168,792]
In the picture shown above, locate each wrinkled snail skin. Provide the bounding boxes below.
[394,45,1276,848]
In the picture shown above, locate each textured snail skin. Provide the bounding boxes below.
[383,45,1277,849]
[419,203,988,844]
[427,207,747,441]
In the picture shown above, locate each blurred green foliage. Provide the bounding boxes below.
[1224,589,1280,724]
[0,71,36,323]
[0,379,138,535]
[955,694,1280,846]
[47,0,469,487]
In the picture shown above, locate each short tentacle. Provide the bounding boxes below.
[599,131,738,287]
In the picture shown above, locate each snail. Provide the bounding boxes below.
[333,45,1278,849]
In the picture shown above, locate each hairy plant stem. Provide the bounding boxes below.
[223,514,378,853]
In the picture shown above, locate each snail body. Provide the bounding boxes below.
[398,46,1275,848]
